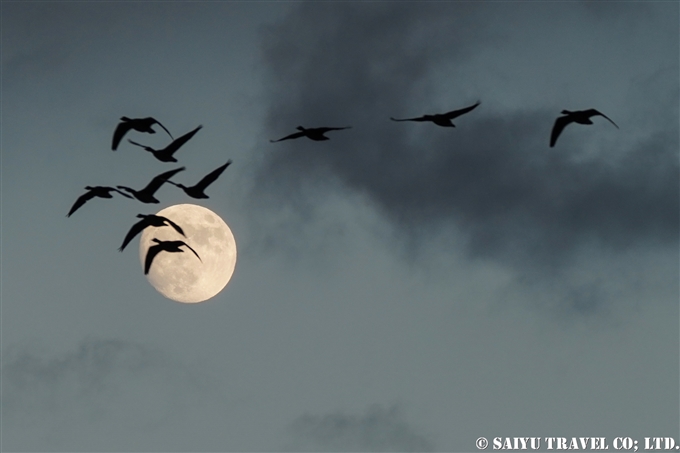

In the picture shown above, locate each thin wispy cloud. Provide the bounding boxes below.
[285,404,435,452]
[2,337,228,451]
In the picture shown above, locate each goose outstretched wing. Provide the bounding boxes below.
[67,190,97,217]
[112,121,133,150]
[165,125,202,155]
[181,242,202,262]
[119,217,151,252]
[550,116,573,147]
[390,115,428,122]
[144,243,164,274]
[270,131,306,142]
[150,118,173,140]
[586,109,619,129]
[162,217,186,237]
[142,167,186,194]
[194,161,232,191]
[443,101,480,119]
[315,126,352,133]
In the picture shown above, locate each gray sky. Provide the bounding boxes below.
[2,2,678,452]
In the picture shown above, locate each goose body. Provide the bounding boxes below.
[117,167,185,203]
[144,238,201,275]
[128,125,202,163]
[166,161,231,199]
[270,126,352,142]
[550,109,619,147]
[390,101,480,127]
[119,214,186,252]
[67,186,132,217]
[112,116,173,150]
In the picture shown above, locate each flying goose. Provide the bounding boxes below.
[112,117,173,151]
[550,109,619,147]
[165,161,231,199]
[128,125,202,163]
[119,214,186,252]
[269,126,352,142]
[144,239,201,275]
[390,101,480,127]
[67,186,133,217]
[116,167,185,203]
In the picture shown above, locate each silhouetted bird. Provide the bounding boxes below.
[269,126,352,142]
[550,109,619,147]
[144,238,201,275]
[165,161,231,199]
[117,167,185,203]
[128,125,202,163]
[67,186,133,217]
[390,101,480,127]
[119,214,186,252]
[112,117,173,151]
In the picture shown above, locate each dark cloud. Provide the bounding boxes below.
[251,3,678,275]
[285,404,435,452]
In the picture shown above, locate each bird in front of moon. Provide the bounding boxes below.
[127,125,203,163]
[117,167,185,203]
[67,186,133,217]
[390,101,481,127]
[112,116,173,151]
[144,239,201,275]
[165,161,232,199]
[119,214,186,252]
[550,108,619,147]
[139,204,236,303]
[269,126,352,142]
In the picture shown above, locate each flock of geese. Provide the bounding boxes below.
[68,117,231,274]
[68,104,618,275]
[263,102,618,146]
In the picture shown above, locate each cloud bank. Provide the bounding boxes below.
[251,3,678,274]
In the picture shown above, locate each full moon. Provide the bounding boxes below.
[138,204,236,303]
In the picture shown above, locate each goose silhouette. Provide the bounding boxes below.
[165,161,231,199]
[119,214,186,252]
[550,109,619,147]
[390,101,480,127]
[67,186,133,217]
[270,126,352,142]
[117,167,185,203]
[128,125,202,163]
[112,117,173,151]
[144,238,201,275]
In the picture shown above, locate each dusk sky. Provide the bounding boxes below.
[2,2,678,451]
